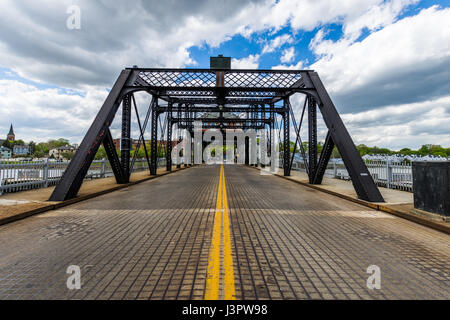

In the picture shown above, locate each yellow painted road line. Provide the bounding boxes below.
[204,166,223,300]
[205,165,236,300]
[221,166,236,300]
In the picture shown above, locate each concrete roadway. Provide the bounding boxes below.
[0,165,448,300]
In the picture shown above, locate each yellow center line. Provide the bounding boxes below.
[204,165,236,300]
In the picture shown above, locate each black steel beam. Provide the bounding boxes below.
[103,128,126,184]
[171,118,272,124]
[307,71,384,202]
[308,96,317,183]
[178,124,266,130]
[49,69,132,201]
[156,106,285,113]
[283,99,290,176]
[130,94,152,174]
[166,103,173,171]
[120,94,132,182]
[150,98,158,175]
[312,130,335,184]
[289,97,308,175]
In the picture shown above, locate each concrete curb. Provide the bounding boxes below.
[247,165,450,235]
[0,166,192,227]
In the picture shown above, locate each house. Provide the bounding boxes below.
[49,145,77,160]
[112,138,141,151]
[0,146,12,159]
[13,144,29,156]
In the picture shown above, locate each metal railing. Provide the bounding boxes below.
[291,159,414,192]
[1,156,414,195]
[0,158,153,195]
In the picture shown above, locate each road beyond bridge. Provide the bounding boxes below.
[0,165,448,300]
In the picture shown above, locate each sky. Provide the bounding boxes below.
[0,0,449,150]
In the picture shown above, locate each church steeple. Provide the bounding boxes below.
[7,124,15,141]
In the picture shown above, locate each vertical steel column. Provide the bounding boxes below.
[177,105,182,168]
[308,96,317,183]
[120,94,132,182]
[150,97,158,175]
[166,102,173,171]
[261,104,266,168]
[283,99,290,176]
[245,136,249,165]
[269,103,274,164]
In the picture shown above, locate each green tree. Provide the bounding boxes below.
[61,151,75,160]
[94,146,107,160]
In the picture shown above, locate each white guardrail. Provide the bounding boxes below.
[1,157,413,195]
[291,159,413,192]
[0,158,161,195]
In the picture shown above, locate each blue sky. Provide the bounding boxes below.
[187,0,448,69]
[0,0,449,149]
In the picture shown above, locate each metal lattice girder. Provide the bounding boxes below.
[306,72,384,202]
[126,68,309,105]
[169,97,274,105]
[156,106,285,113]
[49,69,134,201]
[171,118,272,124]
[136,68,304,89]
[179,124,266,130]
[162,90,280,98]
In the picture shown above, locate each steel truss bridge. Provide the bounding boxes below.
[49,66,384,202]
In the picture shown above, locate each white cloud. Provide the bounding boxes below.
[272,59,305,70]
[0,80,154,143]
[262,34,293,54]
[0,0,417,88]
[231,54,260,69]
[280,47,295,63]
[309,6,450,113]
[0,1,449,149]
[341,95,450,149]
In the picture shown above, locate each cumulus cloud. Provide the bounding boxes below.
[272,60,305,70]
[0,0,417,88]
[231,54,260,69]
[0,80,154,143]
[309,6,450,113]
[262,34,293,54]
[0,0,448,148]
[280,47,295,63]
[341,95,450,149]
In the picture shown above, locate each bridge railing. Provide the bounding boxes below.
[291,159,413,192]
[0,158,153,195]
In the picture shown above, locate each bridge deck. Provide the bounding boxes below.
[0,165,448,300]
